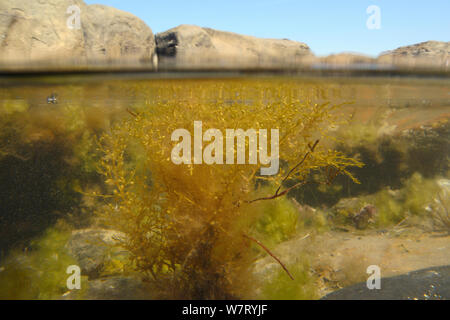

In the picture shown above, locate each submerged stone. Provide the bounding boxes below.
[322,265,450,300]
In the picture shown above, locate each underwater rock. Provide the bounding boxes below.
[0,0,156,68]
[352,205,377,230]
[253,260,281,280]
[331,198,378,229]
[321,265,450,300]
[333,197,362,212]
[431,179,450,234]
[62,228,155,300]
[63,276,152,300]
[83,277,152,300]
[331,197,362,219]
[155,24,313,68]
[65,228,128,279]
[437,179,450,192]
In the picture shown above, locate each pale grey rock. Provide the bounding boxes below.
[65,228,128,279]
[62,228,155,300]
[322,265,450,300]
[61,276,152,300]
[81,277,151,300]
[84,277,151,300]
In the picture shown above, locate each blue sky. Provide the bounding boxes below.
[84,0,449,56]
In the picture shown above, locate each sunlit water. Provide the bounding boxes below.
[0,72,448,299]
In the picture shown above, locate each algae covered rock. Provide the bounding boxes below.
[65,228,128,279]
[63,276,152,300]
[62,228,156,299]
[331,199,378,230]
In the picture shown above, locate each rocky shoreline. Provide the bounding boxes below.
[0,0,448,71]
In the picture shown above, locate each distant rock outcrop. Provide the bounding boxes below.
[319,53,376,66]
[377,41,449,68]
[0,1,447,71]
[155,24,313,68]
[0,0,156,68]
[316,42,449,69]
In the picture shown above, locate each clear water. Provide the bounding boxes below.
[0,72,448,299]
